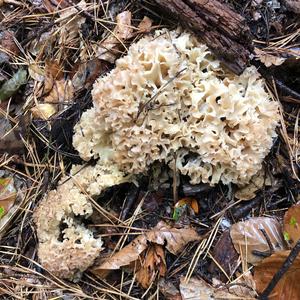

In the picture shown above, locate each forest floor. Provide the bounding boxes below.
[0,0,299,299]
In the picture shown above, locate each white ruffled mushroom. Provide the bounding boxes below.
[34,161,127,280]
[74,28,279,185]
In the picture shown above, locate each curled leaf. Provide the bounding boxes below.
[92,221,201,273]
[173,197,199,220]
[136,244,166,288]
[230,217,286,265]
[137,16,153,33]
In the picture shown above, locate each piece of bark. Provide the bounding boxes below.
[151,0,252,74]
[284,0,300,13]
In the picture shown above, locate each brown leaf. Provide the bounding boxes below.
[92,221,201,272]
[230,217,286,265]
[137,16,153,33]
[44,79,74,104]
[0,31,19,63]
[58,0,86,47]
[283,202,300,247]
[71,59,106,91]
[43,0,68,13]
[0,117,25,155]
[209,230,239,279]
[28,64,45,82]
[96,11,133,63]
[44,61,64,94]
[254,250,300,300]
[146,221,201,255]
[136,244,166,288]
[0,171,26,239]
[159,278,182,300]
[179,277,238,300]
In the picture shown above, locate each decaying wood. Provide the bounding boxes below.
[151,0,252,74]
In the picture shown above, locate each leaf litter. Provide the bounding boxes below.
[92,221,201,272]
[0,0,299,299]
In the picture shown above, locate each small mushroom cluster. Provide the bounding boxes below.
[34,161,126,280]
[35,28,280,280]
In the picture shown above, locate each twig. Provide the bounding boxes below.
[172,153,178,203]
[275,79,300,100]
[259,239,300,300]
[120,184,140,220]
[135,68,187,122]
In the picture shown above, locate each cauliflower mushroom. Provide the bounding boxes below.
[34,160,127,280]
[35,28,280,280]
[74,28,280,185]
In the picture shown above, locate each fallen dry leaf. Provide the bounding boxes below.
[0,170,26,239]
[28,30,56,58]
[230,217,286,265]
[0,116,25,155]
[0,31,19,63]
[255,48,286,67]
[227,271,257,298]
[92,221,201,272]
[0,176,17,218]
[31,103,57,120]
[159,278,182,300]
[137,16,153,33]
[209,230,239,278]
[235,168,272,200]
[136,244,166,288]
[180,277,238,300]
[43,60,64,94]
[44,79,74,104]
[28,64,45,82]
[71,59,106,91]
[43,0,68,13]
[283,202,300,247]
[96,11,133,63]
[58,0,86,47]
[254,250,300,300]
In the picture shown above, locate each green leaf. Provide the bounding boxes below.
[283,231,290,241]
[0,69,27,101]
[290,216,297,227]
[172,205,187,221]
[0,206,4,218]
